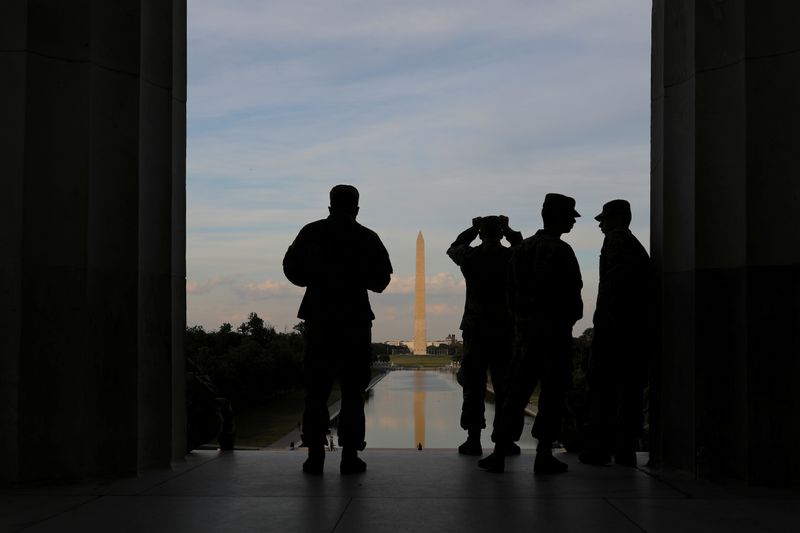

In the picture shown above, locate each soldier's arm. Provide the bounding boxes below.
[504,228,523,246]
[364,232,394,293]
[569,249,584,325]
[604,233,650,316]
[604,237,637,281]
[498,215,523,246]
[446,226,479,266]
[283,225,317,287]
[509,244,535,320]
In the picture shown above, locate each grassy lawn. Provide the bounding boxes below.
[234,385,341,448]
[389,354,453,368]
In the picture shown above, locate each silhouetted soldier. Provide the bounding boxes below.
[480,193,583,474]
[283,185,393,475]
[448,215,522,456]
[579,199,650,467]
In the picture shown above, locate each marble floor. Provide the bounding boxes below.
[3,450,799,532]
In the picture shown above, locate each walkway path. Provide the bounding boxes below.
[4,450,798,532]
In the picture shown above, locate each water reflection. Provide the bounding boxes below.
[414,372,426,448]
[359,369,536,450]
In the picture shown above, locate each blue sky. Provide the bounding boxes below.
[186,0,652,341]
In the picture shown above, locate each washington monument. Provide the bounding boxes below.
[414,231,427,355]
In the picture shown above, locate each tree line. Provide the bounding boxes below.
[186,312,409,410]
[186,312,306,412]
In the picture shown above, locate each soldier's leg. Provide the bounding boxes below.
[531,333,572,474]
[459,332,489,433]
[479,345,538,473]
[615,361,645,466]
[580,330,618,465]
[337,324,372,474]
[302,322,336,474]
[488,333,516,451]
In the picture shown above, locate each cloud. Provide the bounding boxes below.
[428,303,462,317]
[384,272,466,295]
[236,279,304,298]
[188,0,648,51]
[384,275,415,295]
[186,276,231,294]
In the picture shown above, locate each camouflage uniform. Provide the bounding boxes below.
[586,226,650,457]
[283,212,392,451]
[496,229,583,446]
[447,223,522,439]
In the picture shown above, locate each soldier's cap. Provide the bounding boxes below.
[479,216,503,230]
[330,184,359,209]
[594,199,631,221]
[542,193,580,217]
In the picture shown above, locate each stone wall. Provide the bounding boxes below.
[0,0,186,483]
[651,0,800,484]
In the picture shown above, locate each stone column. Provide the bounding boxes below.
[0,0,186,483]
[651,0,800,484]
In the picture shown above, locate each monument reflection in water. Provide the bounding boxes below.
[361,370,536,449]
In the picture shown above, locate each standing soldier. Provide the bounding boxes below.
[447,215,523,456]
[579,199,650,467]
[480,193,583,474]
[283,185,393,475]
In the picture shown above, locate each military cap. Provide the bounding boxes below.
[594,199,631,221]
[542,193,580,217]
[330,184,359,209]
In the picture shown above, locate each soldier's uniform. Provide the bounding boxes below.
[283,188,392,459]
[481,193,583,474]
[498,228,583,446]
[583,200,650,464]
[447,219,522,448]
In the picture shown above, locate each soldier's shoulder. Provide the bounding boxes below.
[355,221,379,237]
[295,218,328,236]
[355,222,386,245]
[518,234,540,248]
[512,235,538,255]
[304,218,329,230]
[605,228,640,248]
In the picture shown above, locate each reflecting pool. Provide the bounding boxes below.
[355,369,536,450]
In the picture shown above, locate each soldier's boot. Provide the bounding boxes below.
[478,445,507,473]
[303,444,325,475]
[534,442,568,475]
[479,441,520,461]
[458,428,483,456]
[340,447,367,475]
[505,442,521,455]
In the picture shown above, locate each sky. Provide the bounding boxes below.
[186,0,652,342]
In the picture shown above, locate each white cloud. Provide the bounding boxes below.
[236,279,304,299]
[384,272,466,295]
[186,276,231,294]
[428,303,462,317]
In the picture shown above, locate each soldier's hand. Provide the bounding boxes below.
[472,216,482,229]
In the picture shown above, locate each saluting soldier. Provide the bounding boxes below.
[579,199,650,467]
[283,185,393,475]
[447,215,523,456]
[480,193,583,474]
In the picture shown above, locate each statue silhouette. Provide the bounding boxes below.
[479,193,583,475]
[447,215,522,456]
[283,184,393,475]
[579,199,650,467]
